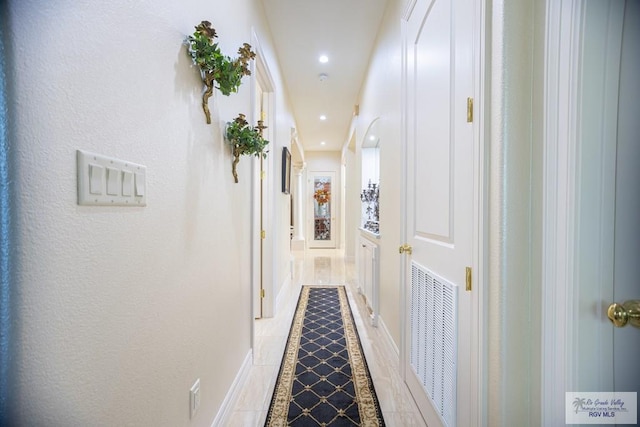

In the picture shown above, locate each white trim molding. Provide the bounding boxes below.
[378,315,399,365]
[541,1,583,423]
[211,350,253,427]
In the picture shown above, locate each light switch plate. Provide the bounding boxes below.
[190,378,201,419]
[106,167,119,196]
[77,150,147,206]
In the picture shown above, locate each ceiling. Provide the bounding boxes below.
[262,0,388,154]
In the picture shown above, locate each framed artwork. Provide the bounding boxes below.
[282,147,292,194]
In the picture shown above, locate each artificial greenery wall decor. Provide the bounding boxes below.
[226,114,269,183]
[187,21,256,124]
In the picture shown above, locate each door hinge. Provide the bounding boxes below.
[261,230,266,239]
[260,170,266,180]
[467,97,474,123]
[465,266,472,291]
[260,288,265,298]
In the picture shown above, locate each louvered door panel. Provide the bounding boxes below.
[410,261,457,427]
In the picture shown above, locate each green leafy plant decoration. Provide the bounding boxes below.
[226,114,269,183]
[187,21,256,124]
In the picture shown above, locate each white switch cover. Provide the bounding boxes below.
[106,167,119,196]
[122,170,133,196]
[190,378,201,419]
[77,150,147,206]
[89,164,104,195]
[134,172,146,196]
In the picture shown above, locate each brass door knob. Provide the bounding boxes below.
[607,300,640,328]
[399,244,413,255]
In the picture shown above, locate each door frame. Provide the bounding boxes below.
[399,0,486,425]
[541,1,624,423]
[250,29,276,325]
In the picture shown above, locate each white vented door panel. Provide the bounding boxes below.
[410,262,458,427]
[402,0,478,425]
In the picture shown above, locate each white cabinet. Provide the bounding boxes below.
[358,232,379,326]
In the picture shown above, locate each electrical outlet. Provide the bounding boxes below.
[190,378,201,419]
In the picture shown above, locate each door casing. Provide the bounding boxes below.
[307,171,337,249]
[251,30,276,325]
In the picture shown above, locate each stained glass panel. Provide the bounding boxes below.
[313,176,331,241]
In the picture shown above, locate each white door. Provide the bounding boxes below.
[402,0,478,425]
[574,0,640,386]
[308,171,336,248]
[576,0,640,394]
[253,83,265,319]
[544,2,639,423]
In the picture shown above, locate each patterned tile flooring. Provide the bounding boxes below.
[226,249,426,427]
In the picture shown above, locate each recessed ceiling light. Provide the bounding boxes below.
[320,115,327,121]
[320,141,326,145]
[369,135,376,141]
[319,55,329,63]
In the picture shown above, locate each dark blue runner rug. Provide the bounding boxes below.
[265,286,385,426]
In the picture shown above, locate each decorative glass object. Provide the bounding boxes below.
[360,180,379,234]
[313,177,332,241]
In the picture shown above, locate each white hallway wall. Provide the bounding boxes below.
[353,0,404,348]
[353,0,544,424]
[271,118,294,304]
[3,0,295,425]
[343,142,359,261]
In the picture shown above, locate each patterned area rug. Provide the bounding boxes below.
[265,285,385,426]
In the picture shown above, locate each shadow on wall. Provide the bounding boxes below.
[0,3,16,421]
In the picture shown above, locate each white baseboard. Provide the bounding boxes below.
[377,315,400,367]
[276,272,292,313]
[211,350,253,427]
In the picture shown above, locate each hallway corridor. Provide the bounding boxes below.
[226,249,426,426]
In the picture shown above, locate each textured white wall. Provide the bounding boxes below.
[271,101,296,305]
[354,0,404,347]
[488,0,543,425]
[343,145,359,260]
[4,0,294,425]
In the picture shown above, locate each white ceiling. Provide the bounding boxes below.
[262,0,388,153]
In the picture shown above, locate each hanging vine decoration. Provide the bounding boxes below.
[314,188,331,206]
[186,21,256,124]
[225,114,269,183]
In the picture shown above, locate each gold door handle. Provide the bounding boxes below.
[607,300,640,328]
[399,244,413,255]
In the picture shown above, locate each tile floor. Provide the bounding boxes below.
[226,249,427,426]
